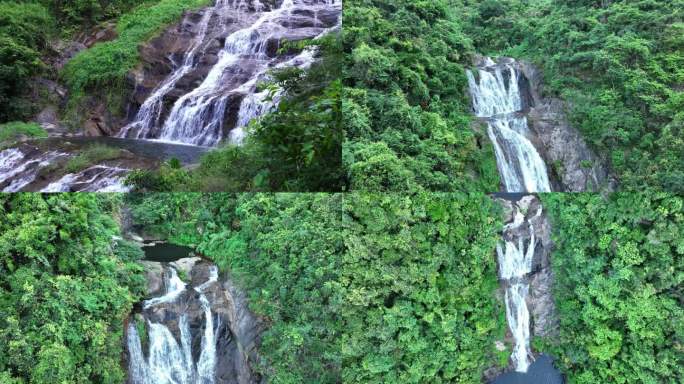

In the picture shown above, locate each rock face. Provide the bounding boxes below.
[120,0,341,144]
[517,61,617,192]
[128,259,264,384]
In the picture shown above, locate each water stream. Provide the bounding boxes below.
[41,165,131,192]
[127,265,220,384]
[0,150,68,192]
[467,58,551,192]
[496,204,541,372]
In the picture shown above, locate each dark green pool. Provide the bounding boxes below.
[143,242,195,262]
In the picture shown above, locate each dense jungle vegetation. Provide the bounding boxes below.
[341,193,505,382]
[0,194,146,383]
[343,0,500,192]
[128,192,505,383]
[457,0,684,192]
[542,193,684,383]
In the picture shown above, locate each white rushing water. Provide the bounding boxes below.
[496,206,541,372]
[467,59,551,192]
[0,148,129,192]
[0,150,67,192]
[128,266,219,384]
[121,0,341,147]
[41,165,131,192]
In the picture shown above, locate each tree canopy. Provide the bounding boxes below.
[541,193,684,383]
[0,194,145,383]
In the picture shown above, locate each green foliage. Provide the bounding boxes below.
[0,2,53,122]
[0,121,47,145]
[38,0,144,29]
[127,192,505,383]
[65,144,122,173]
[341,193,504,383]
[0,194,146,383]
[125,165,194,192]
[62,0,210,112]
[343,0,500,192]
[457,0,684,192]
[541,193,684,383]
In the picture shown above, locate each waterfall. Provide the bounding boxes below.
[467,58,551,192]
[128,266,220,384]
[118,3,217,140]
[496,205,541,372]
[121,0,341,147]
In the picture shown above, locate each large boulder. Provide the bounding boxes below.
[139,261,165,297]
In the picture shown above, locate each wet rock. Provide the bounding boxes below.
[140,261,165,297]
[222,92,247,136]
[518,61,617,192]
[529,266,559,338]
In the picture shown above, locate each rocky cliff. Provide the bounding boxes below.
[516,61,617,192]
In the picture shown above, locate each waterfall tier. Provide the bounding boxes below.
[128,265,220,384]
[467,57,551,192]
[127,259,264,384]
[496,199,544,373]
[119,0,342,147]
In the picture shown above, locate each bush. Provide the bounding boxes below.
[65,144,122,173]
[0,194,145,383]
[0,2,52,122]
[541,193,684,383]
[62,0,210,108]
[0,121,47,144]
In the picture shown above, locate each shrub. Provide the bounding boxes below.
[0,121,47,144]
[65,144,122,173]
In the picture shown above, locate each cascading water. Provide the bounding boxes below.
[127,266,220,384]
[467,58,551,192]
[121,0,342,147]
[496,204,542,372]
[0,147,131,192]
[0,150,68,192]
[41,165,131,192]
[118,4,217,140]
